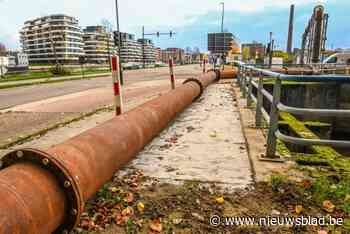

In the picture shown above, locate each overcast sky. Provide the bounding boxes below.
[1,0,348,51]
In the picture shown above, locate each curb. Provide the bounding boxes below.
[0,105,113,150]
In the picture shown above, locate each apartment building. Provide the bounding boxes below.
[20,14,84,64]
[155,48,161,62]
[138,39,157,64]
[241,42,266,61]
[83,26,116,64]
[161,48,185,64]
[114,32,142,63]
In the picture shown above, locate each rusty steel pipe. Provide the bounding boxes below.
[0,71,219,234]
[219,69,237,79]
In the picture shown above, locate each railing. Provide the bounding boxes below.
[234,61,350,159]
[242,63,350,75]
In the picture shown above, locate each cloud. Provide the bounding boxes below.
[0,0,344,50]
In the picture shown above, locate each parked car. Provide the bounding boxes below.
[323,53,350,65]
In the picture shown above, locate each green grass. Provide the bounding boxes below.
[1,69,110,83]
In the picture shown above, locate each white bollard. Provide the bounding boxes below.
[168,58,176,90]
[111,56,123,116]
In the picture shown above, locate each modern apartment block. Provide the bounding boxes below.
[155,47,161,62]
[161,48,185,64]
[20,14,84,64]
[83,26,116,64]
[138,39,157,64]
[207,32,235,56]
[114,32,142,63]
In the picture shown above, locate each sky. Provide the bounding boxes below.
[0,0,349,51]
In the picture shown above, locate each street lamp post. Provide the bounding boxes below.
[268,32,273,68]
[115,0,124,85]
[220,2,225,33]
[220,2,225,69]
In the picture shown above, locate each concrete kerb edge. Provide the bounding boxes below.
[230,83,258,184]
[0,105,114,150]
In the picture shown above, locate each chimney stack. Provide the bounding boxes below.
[287,4,295,54]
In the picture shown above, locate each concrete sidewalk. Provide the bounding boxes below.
[1,82,254,191]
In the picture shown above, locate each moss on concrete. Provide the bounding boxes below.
[279,112,350,174]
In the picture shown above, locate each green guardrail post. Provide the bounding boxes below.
[255,72,263,128]
[265,76,282,158]
[247,69,253,107]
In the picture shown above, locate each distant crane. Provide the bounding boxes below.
[300,5,329,64]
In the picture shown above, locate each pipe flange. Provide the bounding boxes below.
[0,148,83,233]
[205,69,220,81]
[183,78,204,101]
[214,69,221,81]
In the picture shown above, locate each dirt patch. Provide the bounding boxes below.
[73,169,349,234]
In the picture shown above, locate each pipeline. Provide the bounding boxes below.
[207,68,237,79]
[0,71,219,234]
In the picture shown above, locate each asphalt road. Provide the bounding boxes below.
[0,65,201,110]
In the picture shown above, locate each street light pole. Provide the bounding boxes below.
[115,0,124,85]
[220,2,225,69]
[220,2,225,33]
[269,32,273,68]
[142,26,145,69]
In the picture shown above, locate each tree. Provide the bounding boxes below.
[273,50,294,64]
[101,19,115,69]
[0,43,6,56]
[242,47,250,61]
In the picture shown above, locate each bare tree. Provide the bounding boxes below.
[0,43,6,56]
[101,19,114,70]
[0,43,6,78]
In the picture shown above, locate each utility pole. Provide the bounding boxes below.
[269,32,273,68]
[115,0,124,85]
[286,4,295,54]
[142,26,145,69]
[142,28,176,65]
[220,2,225,33]
[220,2,225,69]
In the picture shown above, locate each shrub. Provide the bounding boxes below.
[49,64,72,76]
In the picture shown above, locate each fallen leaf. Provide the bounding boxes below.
[137,202,145,213]
[295,205,303,214]
[323,200,335,213]
[215,196,225,204]
[121,207,134,216]
[124,192,134,203]
[344,194,350,202]
[135,219,143,227]
[192,212,204,221]
[172,218,182,225]
[110,187,118,193]
[301,180,312,189]
[115,214,129,225]
[150,218,162,232]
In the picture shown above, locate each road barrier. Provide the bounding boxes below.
[235,61,350,159]
[0,70,220,233]
[111,56,123,115]
[168,58,176,90]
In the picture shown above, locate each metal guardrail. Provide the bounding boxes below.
[234,61,350,159]
[244,63,350,75]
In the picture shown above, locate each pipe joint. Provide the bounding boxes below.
[183,78,204,101]
[0,148,84,233]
